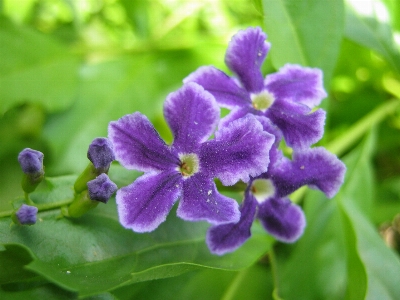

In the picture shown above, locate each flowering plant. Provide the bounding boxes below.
[1,1,400,299]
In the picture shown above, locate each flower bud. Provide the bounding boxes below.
[18,148,45,193]
[74,138,115,193]
[87,138,115,174]
[12,204,38,225]
[87,174,117,203]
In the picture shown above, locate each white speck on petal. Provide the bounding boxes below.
[208,190,212,195]
[300,166,305,170]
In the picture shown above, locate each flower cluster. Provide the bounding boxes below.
[108,27,346,255]
[13,138,117,225]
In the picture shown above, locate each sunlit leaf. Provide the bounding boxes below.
[262,0,344,81]
[344,3,400,75]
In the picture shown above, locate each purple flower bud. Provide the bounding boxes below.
[87,138,115,173]
[18,148,44,175]
[16,204,38,225]
[87,173,117,203]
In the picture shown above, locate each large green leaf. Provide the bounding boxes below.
[111,263,273,300]
[0,17,80,114]
[338,132,400,299]
[276,130,400,299]
[0,176,273,297]
[262,0,344,81]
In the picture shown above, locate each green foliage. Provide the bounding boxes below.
[262,0,344,81]
[1,0,400,298]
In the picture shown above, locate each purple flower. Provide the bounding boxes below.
[108,83,275,232]
[15,204,38,225]
[87,138,115,173]
[184,27,327,149]
[87,173,118,203]
[206,136,346,255]
[18,148,44,176]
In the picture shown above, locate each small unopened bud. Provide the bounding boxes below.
[12,204,38,225]
[18,148,45,193]
[74,138,115,193]
[87,138,115,174]
[87,174,117,203]
[18,148,44,175]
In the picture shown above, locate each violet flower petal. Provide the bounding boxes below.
[201,114,274,185]
[206,192,257,255]
[109,112,179,172]
[164,82,220,153]
[273,147,346,198]
[116,171,182,232]
[177,173,240,225]
[218,106,257,129]
[183,66,250,109]
[267,100,326,149]
[225,27,270,93]
[258,197,306,243]
[265,64,327,108]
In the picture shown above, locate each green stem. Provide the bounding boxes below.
[326,99,399,156]
[0,198,73,218]
[269,248,283,300]
[291,99,399,204]
[221,268,249,300]
[24,192,35,205]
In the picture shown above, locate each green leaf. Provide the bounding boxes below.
[0,17,80,114]
[262,0,344,80]
[0,282,77,300]
[344,3,400,75]
[275,191,348,300]
[275,131,376,299]
[111,264,273,300]
[337,131,400,299]
[0,244,37,284]
[0,175,273,297]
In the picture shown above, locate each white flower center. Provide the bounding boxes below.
[251,91,275,112]
[178,153,200,177]
[250,178,275,203]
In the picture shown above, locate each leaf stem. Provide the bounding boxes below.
[291,99,399,204]
[269,247,283,300]
[221,268,250,300]
[0,198,73,218]
[326,99,399,156]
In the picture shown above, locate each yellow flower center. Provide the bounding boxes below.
[250,178,275,203]
[251,91,275,112]
[178,153,200,177]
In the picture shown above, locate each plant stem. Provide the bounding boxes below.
[326,99,399,156]
[221,268,249,300]
[269,247,284,300]
[291,99,399,204]
[0,198,73,218]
